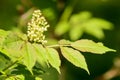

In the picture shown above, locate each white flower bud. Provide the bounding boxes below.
[27,9,49,44]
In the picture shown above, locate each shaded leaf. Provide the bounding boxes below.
[71,39,116,54]
[0,53,11,71]
[5,75,25,80]
[46,48,61,73]
[61,47,89,74]
[39,67,59,80]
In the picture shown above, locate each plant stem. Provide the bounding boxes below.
[47,44,70,48]
[3,57,23,72]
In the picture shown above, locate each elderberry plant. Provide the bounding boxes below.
[0,9,116,80]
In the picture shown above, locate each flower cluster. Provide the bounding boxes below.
[27,10,49,44]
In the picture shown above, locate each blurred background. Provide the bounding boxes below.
[0,0,120,80]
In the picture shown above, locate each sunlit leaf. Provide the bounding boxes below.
[60,47,89,74]
[22,42,36,74]
[5,77,15,80]
[71,39,116,54]
[32,44,49,70]
[0,32,24,60]
[35,77,42,80]
[55,21,70,36]
[0,29,11,49]
[46,38,58,45]
[58,39,71,45]
[46,47,61,73]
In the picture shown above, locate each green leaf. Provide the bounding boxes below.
[89,18,113,30]
[0,32,24,60]
[5,75,25,80]
[22,42,36,74]
[0,53,11,71]
[84,18,113,39]
[32,44,49,70]
[55,21,70,36]
[84,24,104,39]
[5,77,15,80]
[15,75,25,80]
[0,29,11,49]
[70,11,92,24]
[69,26,83,41]
[58,39,71,45]
[60,47,89,74]
[0,75,6,80]
[71,39,116,54]
[35,77,42,80]
[39,67,59,80]
[46,48,61,73]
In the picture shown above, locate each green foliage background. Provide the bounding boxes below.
[0,0,120,80]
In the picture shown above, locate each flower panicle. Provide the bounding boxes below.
[27,10,50,44]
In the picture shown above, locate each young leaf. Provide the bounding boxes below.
[71,39,116,54]
[46,47,61,73]
[32,43,49,70]
[60,47,89,74]
[22,42,36,74]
